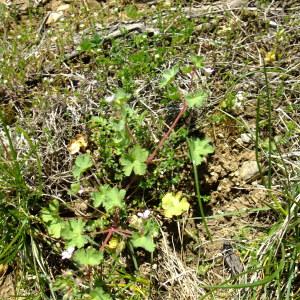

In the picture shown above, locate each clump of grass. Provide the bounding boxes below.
[0,111,56,298]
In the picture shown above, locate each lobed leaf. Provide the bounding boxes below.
[72,153,93,180]
[131,233,156,252]
[73,247,103,266]
[91,185,126,213]
[188,138,214,166]
[186,90,207,108]
[120,145,149,176]
[61,219,88,248]
[41,200,63,238]
[159,66,179,88]
[89,287,112,300]
[161,191,190,218]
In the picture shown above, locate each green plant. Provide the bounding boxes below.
[92,185,126,212]
[42,182,159,297]
[1,2,298,299]
[188,138,214,240]
[38,51,214,298]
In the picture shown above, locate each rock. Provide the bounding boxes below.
[232,91,245,114]
[57,4,70,11]
[46,3,70,25]
[227,0,248,8]
[46,11,64,24]
[238,160,259,181]
[240,133,252,144]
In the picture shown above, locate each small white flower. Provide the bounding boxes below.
[236,91,245,101]
[62,247,75,260]
[203,67,214,75]
[105,94,115,103]
[137,209,151,219]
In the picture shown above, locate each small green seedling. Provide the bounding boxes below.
[190,55,204,68]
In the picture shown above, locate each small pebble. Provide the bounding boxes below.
[238,160,259,181]
[240,133,252,144]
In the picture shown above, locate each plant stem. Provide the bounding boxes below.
[262,59,272,190]
[126,100,188,190]
[100,228,114,251]
[146,100,188,165]
[100,227,132,251]
[187,138,212,240]
[191,161,212,241]
[260,60,286,216]
[255,93,265,187]
[128,241,139,271]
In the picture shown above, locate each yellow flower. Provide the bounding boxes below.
[265,50,276,64]
[107,238,125,253]
[107,237,119,250]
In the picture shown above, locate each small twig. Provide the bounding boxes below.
[124,99,188,192]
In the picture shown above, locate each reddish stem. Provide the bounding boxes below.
[100,227,132,251]
[125,71,196,190]
[100,228,114,251]
[146,100,188,165]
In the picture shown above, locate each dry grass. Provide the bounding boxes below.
[154,229,206,299]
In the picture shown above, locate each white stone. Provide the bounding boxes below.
[46,11,64,24]
[238,161,259,181]
[240,133,252,144]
